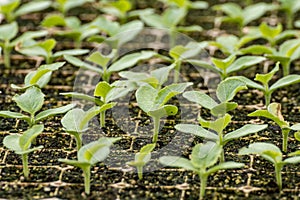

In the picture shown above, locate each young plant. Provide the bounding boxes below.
[52,0,95,15]
[0,0,51,22]
[182,78,247,116]
[188,54,266,80]
[59,137,120,195]
[136,82,192,143]
[239,142,300,190]
[3,125,44,178]
[230,62,300,106]
[213,2,275,31]
[0,86,75,127]
[278,0,300,29]
[159,0,208,11]
[176,113,267,162]
[62,81,130,127]
[0,22,48,68]
[140,7,202,47]
[248,102,300,152]
[16,38,89,64]
[160,141,244,199]
[64,50,157,82]
[10,62,65,90]
[127,143,156,180]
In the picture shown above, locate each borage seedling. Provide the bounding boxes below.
[239,142,300,190]
[3,125,44,178]
[127,143,156,180]
[160,141,244,199]
[0,22,48,68]
[248,102,300,152]
[62,81,130,127]
[52,0,95,15]
[59,137,121,195]
[136,82,192,143]
[0,86,75,127]
[230,62,300,106]
[278,0,300,29]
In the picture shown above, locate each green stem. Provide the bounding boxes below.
[152,117,160,143]
[275,164,283,191]
[22,154,29,178]
[282,128,290,152]
[83,166,91,195]
[199,173,208,200]
[286,13,294,30]
[74,133,82,151]
[264,92,272,107]
[3,45,11,68]
[100,110,106,127]
[282,61,290,77]
[169,29,176,48]
[137,165,143,180]
[174,60,181,83]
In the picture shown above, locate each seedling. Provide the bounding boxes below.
[183,78,247,116]
[176,113,267,162]
[127,143,156,180]
[239,142,300,190]
[0,0,51,22]
[188,54,266,80]
[140,7,202,47]
[230,62,300,106]
[16,38,89,64]
[0,87,75,127]
[0,22,48,68]
[61,81,130,127]
[41,14,100,48]
[160,141,244,199]
[278,0,300,29]
[10,62,65,90]
[59,137,121,195]
[3,125,44,178]
[53,0,95,15]
[248,102,300,152]
[136,82,192,143]
[213,2,275,31]
[64,50,157,82]
[159,0,208,11]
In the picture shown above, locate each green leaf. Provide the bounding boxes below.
[216,78,247,102]
[53,49,89,58]
[170,45,189,60]
[58,159,90,169]
[41,14,66,27]
[270,74,300,92]
[240,45,275,55]
[15,1,51,17]
[162,7,186,28]
[200,114,231,134]
[63,55,103,74]
[12,30,48,46]
[132,143,156,165]
[0,111,30,121]
[159,156,196,171]
[108,51,156,72]
[86,51,113,68]
[187,59,221,73]
[177,25,203,32]
[259,22,282,40]
[284,156,300,164]
[94,81,113,100]
[60,92,104,106]
[226,56,266,74]
[150,65,173,86]
[61,108,88,133]
[228,76,264,90]
[13,87,44,116]
[136,84,158,113]
[211,102,238,116]
[211,55,236,71]
[0,22,18,41]
[191,142,222,169]
[3,134,22,152]
[30,62,65,85]
[183,91,218,110]
[290,123,300,131]
[35,103,76,122]
[248,110,287,128]
[207,161,244,175]
[175,124,218,140]
[0,0,20,16]
[255,63,279,86]
[15,145,43,155]
[224,124,268,143]
[148,105,178,118]
[19,125,44,150]
[243,3,275,26]
[210,35,239,54]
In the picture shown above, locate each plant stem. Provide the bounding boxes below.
[22,154,29,178]
[152,117,160,143]
[74,133,82,151]
[275,164,283,191]
[100,110,106,127]
[282,61,290,77]
[264,92,271,107]
[83,166,91,195]
[137,165,143,180]
[199,173,208,200]
[174,60,181,83]
[3,45,11,68]
[282,128,290,152]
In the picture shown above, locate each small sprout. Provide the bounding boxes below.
[53,0,95,15]
[136,82,192,143]
[160,141,244,199]
[231,62,300,106]
[64,50,157,82]
[0,22,48,68]
[0,87,75,127]
[11,62,65,90]
[188,54,266,80]
[16,38,89,64]
[159,0,208,11]
[127,143,156,180]
[183,78,247,116]
[248,102,300,152]
[278,0,300,29]
[61,81,130,127]
[59,137,121,195]
[3,125,44,178]
[239,142,300,190]
[0,0,51,22]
